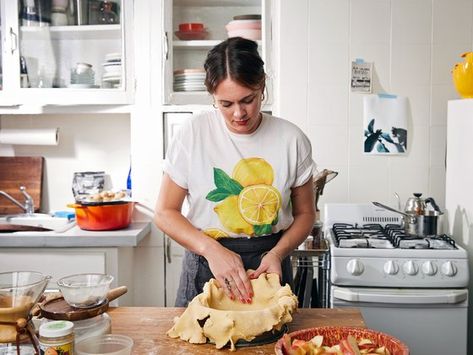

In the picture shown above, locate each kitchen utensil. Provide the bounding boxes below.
[452,52,473,98]
[404,192,426,216]
[39,286,127,321]
[422,197,443,235]
[0,157,44,215]
[274,326,409,355]
[373,201,421,236]
[313,169,338,219]
[68,201,134,231]
[57,273,114,308]
[75,334,133,355]
[0,271,51,345]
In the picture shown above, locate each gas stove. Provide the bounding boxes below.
[324,203,469,288]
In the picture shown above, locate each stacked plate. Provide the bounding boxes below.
[102,53,122,88]
[173,69,206,92]
[226,14,261,40]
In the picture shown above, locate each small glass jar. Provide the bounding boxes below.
[39,320,74,355]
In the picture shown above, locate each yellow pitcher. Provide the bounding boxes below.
[452,52,473,98]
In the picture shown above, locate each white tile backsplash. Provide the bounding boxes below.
[307,85,349,126]
[430,125,447,166]
[294,0,468,207]
[433,0,473,44]
[432,43,472,85]
[391,44,432,86]
[310,125,348,166]
[308,43,349,85]
[350,0,391,45]
[431,84,459,125]
[309,0,349,44]
[392,0,432,45]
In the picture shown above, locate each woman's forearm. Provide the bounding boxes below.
[154,209,220,257]
[270,210,315,259]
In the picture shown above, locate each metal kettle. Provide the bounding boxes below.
[373,193,443,237]
[404,193,426,216]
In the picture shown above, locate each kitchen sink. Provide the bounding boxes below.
[0,213,76,233]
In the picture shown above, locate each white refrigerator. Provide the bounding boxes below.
[445,99,473,353]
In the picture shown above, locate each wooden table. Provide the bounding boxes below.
[108,307,365,354]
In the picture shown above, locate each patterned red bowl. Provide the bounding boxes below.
[274,326,409,355]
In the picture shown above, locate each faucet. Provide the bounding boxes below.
[0,186,35,214]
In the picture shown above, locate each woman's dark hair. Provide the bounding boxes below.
[204,37,265,94]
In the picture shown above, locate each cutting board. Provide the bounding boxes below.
[0,156,44,215]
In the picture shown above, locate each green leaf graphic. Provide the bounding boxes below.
[206,189,232,202]
[271,215,279,225]
[254,224,272,236]
[214,168,243,195]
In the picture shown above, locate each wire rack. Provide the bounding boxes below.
[291,239,330,308]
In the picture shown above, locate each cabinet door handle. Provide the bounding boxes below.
[164,31,169,60]
[10,28,18,54]
[165,236,172,263]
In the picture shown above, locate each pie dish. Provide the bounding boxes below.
[167,273,298,351]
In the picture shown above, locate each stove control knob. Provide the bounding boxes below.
[441,261,457,277]
[403,261,418,275]
[346,259,364,276]
[421,261,437,276]
[383,260,399,275]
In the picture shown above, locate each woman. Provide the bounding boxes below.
[154,37,316,307]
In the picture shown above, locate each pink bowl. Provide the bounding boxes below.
[274,326,409,355]
[227,29,261,41]
[225,19,262,31]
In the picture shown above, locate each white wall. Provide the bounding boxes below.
[275,0,471,213]
[0,113,131,212]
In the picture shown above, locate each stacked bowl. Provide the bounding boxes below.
[226,14,261,40]
[175,23,208,40]
[173,69,206,92]
[102,53,122,88]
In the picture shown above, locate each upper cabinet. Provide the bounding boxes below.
[0,0,134,107]
[162,0,272,106]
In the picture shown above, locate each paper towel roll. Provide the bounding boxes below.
[0,128,59,146]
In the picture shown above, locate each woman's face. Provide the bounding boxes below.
[213,77,263,134]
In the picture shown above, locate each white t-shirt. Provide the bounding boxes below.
[163,110,317,238]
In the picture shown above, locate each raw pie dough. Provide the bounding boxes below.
[167,273,298,351]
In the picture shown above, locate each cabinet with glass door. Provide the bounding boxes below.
[162,0,272,107]
[0,0,133,107]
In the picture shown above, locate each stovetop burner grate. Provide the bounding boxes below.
[331,223,457,249]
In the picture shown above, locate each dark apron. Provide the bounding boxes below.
[175,231,293,307]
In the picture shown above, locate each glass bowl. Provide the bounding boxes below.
[76,334,133,355]
[0,271,51,322]
[57,273,113,309]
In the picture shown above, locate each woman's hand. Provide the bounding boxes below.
[204,244,254,303]
[249,250,283,281]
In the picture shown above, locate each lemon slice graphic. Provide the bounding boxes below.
[238,184,282,225]
[203,228,229,240]
[232,157,274,187]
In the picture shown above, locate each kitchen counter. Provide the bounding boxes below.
[108,307,365,354]
[0,222,151,247]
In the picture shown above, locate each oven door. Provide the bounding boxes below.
[331,286,468,355]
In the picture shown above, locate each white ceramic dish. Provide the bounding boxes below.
[105,53,121,62]
[68,84,100,89]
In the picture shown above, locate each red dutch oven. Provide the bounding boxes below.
[68,200,135,231]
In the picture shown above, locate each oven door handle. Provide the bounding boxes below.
[333,288,468,304]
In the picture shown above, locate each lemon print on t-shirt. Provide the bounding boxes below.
[205,157,282,237]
